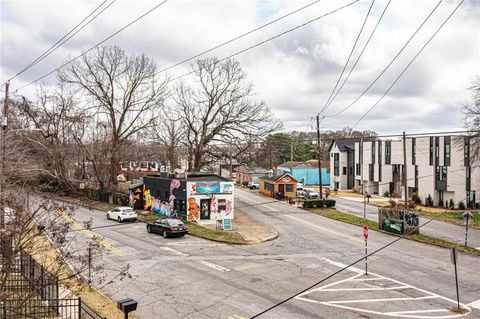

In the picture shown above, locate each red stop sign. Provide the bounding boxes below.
[363,225,369,240]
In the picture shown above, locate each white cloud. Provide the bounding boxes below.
[1,0,478,135]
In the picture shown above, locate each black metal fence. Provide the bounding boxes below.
[1,298,106,319]
[1,249,105,319]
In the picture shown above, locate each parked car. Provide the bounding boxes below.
[146,218,188,238]
[297,183,304,191]
[249,182,260,190]
[106,207,137,222]
[303,188,319,199]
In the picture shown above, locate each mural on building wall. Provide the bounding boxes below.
[129,186,142,207]
[221,183,233,194]
[225,199,233,216]
[143,185,178,218]
[151,197,173,217]
[188,197,200,221]
[196,181,221,194]
[144,189,152,211]
[209,195,219,220]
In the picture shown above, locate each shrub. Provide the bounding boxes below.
[458,201,466,210]
[324,199,336,208]
[384,190,390,197]
[303,200,324,208]
[412,192,421,204]
[407,201,417,209]
[425,194,434,207]
[389,199,397,207]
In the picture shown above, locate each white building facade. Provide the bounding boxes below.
[330,136,479,208]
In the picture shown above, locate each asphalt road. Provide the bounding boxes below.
[57,189,480,319]
[332,196,480,249]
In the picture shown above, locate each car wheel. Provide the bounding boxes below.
[162,230,168,238]
[106,213,110,220]
[117,216,122,223]
[147,226,151,233]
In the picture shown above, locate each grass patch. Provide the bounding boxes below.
[312,208,379,229]
[416,209,480,228]
[187,222,246,244]
[309,208,480,256]
[137,212,164,222]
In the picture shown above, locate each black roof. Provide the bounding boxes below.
[144,173,230,182]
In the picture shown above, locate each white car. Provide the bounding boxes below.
[249,182,260,189]
[107,207,137,222]
[303,188,320,199]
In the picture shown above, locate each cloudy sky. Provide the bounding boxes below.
[1,0,479,135]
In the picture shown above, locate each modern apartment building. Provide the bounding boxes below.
[330,136,479,208]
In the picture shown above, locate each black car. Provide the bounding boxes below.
[146,218,188,238]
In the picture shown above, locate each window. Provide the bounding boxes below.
[444,136,451,166]
[286,184,293,192]
[435,137,439,166]
[218,199,226,211]
[464,137,470,167]
[369,164,374,181]
[436,166,447,181]
[385,141,391,165]
[412,138,416,165]
[378,163,382,182]
[334,153,340,176]
[378,142,382,164]
[371,141,375,164]
[414,165,418,191]
[356,163,360,176]
[466,166,471,191]
[342,167,347,175]
[429,137,434,166]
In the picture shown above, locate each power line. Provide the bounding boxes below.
[156,0,324,75]
[350,0,464,130]
[320,0,392,115]
[171,0,361,81]
[319,0,375,115]
[324,0,444,118]
[14,0,169,93]
[3,0,115,85]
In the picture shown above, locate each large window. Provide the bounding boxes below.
[371,141,375,164]
[356,163,360,176]
[436,166,447,181]
[412,138,416,165]
[444,136,451,166]
[286,184,293,192]
[435,137,439,166]
[414,165,418,191]
[334,153,340,176]
[369,164,374,181]
[342,167,347,175]
[378,142,382,164]
[378,163,382,182]
[385,141,391,165]
[464,137,470,167]
[429,137,434,166]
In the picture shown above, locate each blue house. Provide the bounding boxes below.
[277,160,330,186]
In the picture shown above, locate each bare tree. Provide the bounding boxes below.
[174,58,281,171]
[463,76,480,163]
[58,45,168,186]
[150,109,185,171]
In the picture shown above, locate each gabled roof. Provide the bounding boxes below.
[329,138,361,152]
[277,161,300,168]
[259,173,298,183]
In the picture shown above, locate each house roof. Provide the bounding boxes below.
[259,173,298,184]
[277,161,301,168]
[278,160,329,169]
[145,173,230,182]
[329,138,361,152]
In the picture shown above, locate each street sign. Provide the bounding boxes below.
[450,247,458,265]
[363,225,369,240]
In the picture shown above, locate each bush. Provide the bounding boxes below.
[324,199,336,208]
[384,190,390,197]
[425,194,434,207]
[458,201,466,210]
[407,201,416,209]
[412,192,421,204]
[389,199,397,207]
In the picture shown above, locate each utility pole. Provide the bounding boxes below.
[360,137,366,219]
[316,115,323,199]
[0,81,9,228]
[403,132,408,207]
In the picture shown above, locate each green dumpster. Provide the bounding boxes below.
[383,219,404,234]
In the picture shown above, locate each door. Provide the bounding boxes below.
[278,184,285,194]
[200,199,211,219]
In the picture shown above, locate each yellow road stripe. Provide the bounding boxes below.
[58,210,126,257]
[229,315,247,319]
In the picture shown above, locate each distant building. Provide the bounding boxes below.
[236,166,270,186]
[277,160,330,186]
[330,135,479,208]
[259,173,298,199]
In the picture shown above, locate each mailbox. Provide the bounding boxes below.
[117,298,137,314]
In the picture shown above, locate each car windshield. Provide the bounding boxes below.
[122,208,134,213]
[167,219,184,226]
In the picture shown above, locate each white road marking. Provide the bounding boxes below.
[158,247,188,256]
[294,257,472,319]
[468,300,480,310]
[285,215,364,244]
[200,260,231,272]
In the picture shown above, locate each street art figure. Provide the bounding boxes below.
[130,187,142,207]
[188,197,200,221]
[225,199,233,216]
[144,189,152,211]
[169,179,181,202]
[209,195,219,219]
[151,197,172,217]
